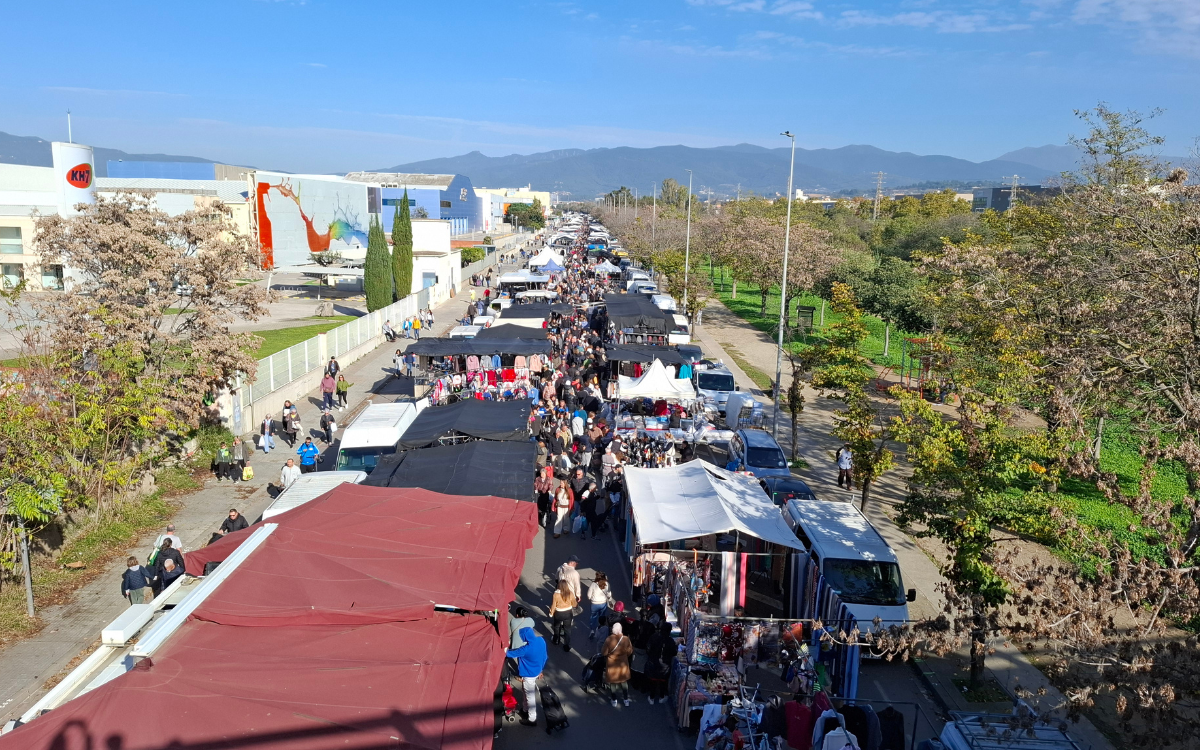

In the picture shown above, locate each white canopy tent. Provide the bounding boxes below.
[617,358,696,401]
[528,250,565,268]
[625,461,804,548]
[593,260,621,276]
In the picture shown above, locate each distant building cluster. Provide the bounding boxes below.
[0,145,550,292]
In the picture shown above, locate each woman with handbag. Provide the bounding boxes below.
[586,571,614,640]
[601,622,634,707]
[548,580,578,652]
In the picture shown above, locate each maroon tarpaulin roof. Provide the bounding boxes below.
[3,615,503,750]
[182,485,537,626]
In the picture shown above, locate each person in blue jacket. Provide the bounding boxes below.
[297,437,320,473]
[506,626,548,727]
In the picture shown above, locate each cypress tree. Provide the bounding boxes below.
[392,189,414,301]
[364,214,393,312]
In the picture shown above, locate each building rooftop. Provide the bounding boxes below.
[343,172,456,190]
[95,178,249,203]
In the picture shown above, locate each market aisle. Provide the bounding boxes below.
[495,520,689,750]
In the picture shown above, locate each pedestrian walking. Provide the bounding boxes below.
[644,621,674,704]
[151,538,185,594]
[601,622,634,707]
[534,467,553,527]
[319,409,337,444]
[555,554,582,601]
[549,579,578,652]
[152,524,182,553]
[298,437,320,472]
[587,571,614,640]
[551,481,572,538]
[121,556,154,605]
[392,349,404,378]
[836,444,854,490]
[505,627,547,728]
[403,318,412,339]
[260,414,277,454]
[326,356,341,378]
[404,350,416,377]
[335,375,352,410]
[215,442,232,482]
[413,316,422,339]
[509,605,535,649]
[219,508,249,536]
[579,482,598,541]
[285,409,302,448]
[280,458,301,490]
[320,373,336,411]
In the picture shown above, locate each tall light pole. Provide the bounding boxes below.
[772,132,797,444]
[651,184,657,250]
[683,170,693,312]
[634,188,638,221]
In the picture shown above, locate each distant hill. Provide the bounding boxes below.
[997,144,1193,175]
[380,143,1059,198]
[0,130,216,177]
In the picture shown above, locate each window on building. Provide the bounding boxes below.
[1,264,24,289]
[421,272,437,289]
[0,227,22,255]
[440,200,452,209]
[409,199,417,207]
[41,264,64,291]
[459,188,468,201]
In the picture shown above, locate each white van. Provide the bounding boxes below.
[668,314,691,345]
[262,470,367,520]
[448,325,482,339]
[335,401,426,474]
[651,295,678,312]
[782,498,914,627]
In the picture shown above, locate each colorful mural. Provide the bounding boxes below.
[255,173,369,267]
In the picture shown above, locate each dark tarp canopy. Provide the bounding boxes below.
[404,337,552,357]
[475,324,547,340]
[397,398,531,449]
[603,344,686,365]
[364,441,536,502]
[499,303,552,319]
[603,293,675,333]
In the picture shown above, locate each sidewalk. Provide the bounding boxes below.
[0,273,497,725]
[693,299,1115,750]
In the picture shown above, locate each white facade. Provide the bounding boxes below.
[409,219,457,296]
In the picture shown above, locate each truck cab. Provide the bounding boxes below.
[693,363,737,415]
[335,402,425,474]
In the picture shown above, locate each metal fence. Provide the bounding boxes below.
[239,253,501,408]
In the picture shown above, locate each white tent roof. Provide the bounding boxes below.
[618,359,696,401]
[528,250,564,267]
[625,461,804,548]
[593,260,621,275]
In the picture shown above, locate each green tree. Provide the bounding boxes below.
[506,200,546,230]
[391,190,413,300]
[364,214,393,312]
[808,284,895,510]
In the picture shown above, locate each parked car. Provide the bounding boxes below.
[726,429,791,479]
[759,476,817,505]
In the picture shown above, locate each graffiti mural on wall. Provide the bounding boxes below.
[255,173,369,267]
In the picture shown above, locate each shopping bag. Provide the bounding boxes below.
[242,466,254,481]
[572,515,586,534]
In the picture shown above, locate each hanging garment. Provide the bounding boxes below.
[466,355,480,371]
[514,355,527,368]
[491,354,502,369]
[877,707,905,750]
[785,701,814,750]
[530,355,543,372]
[842,706,870,750]
[502,368,516,382]
[813,709,844,750]
[821,728,860,750]
[696,703,727,750]
[862,705,883,750]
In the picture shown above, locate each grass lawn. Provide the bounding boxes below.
[251,320,350,358]
[712,271,916,368]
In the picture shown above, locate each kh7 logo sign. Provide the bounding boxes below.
[66,163,92,188]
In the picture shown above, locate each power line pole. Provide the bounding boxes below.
[634,188,638,221]
[773,132,797,444]
[872,171,885,222]
[683,170,693,312]
[1008,174,1020,212]
[652,183,657,250]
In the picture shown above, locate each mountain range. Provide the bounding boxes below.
[1,129,1187,198]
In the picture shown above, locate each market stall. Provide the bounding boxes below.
[527,249,564,268]
[474,323,547,340]
[622,461,862,727]
[406,337,552,403]
[604,293,676,344]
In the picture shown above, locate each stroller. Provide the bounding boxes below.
[580,652,605,694]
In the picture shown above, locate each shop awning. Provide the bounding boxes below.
[397,398,531,449]
[365,441,536,502]
[528,250,564,267]
[604,344,686,365]
[593,260,621,276]
[617,358,696,401]
[1,612,504,750]
[180,485,537,624]
[405,337,552,357]
[625,461,804,548]
[474,324,547,340]
[604,294,675,333]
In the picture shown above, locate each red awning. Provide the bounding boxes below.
[4,615,503,750]
[183,485,537,626]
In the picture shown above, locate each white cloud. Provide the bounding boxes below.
[770,1,822,20]
[1073,0,1200,56]
[837,9,1031,32]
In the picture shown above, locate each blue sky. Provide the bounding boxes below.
[2,0,1197,172]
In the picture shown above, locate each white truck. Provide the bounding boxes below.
[334,401,426,475]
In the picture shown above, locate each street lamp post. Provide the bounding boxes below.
[772,132,797,444]
[683,170,693,312]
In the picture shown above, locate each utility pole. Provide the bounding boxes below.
[652,183,657,250]
[634,188,638,221]
[773,132,797,443]
[67,110,73,144]
[683,170,693,313]
[1008,174,1020,212]
[872,171,885,222]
